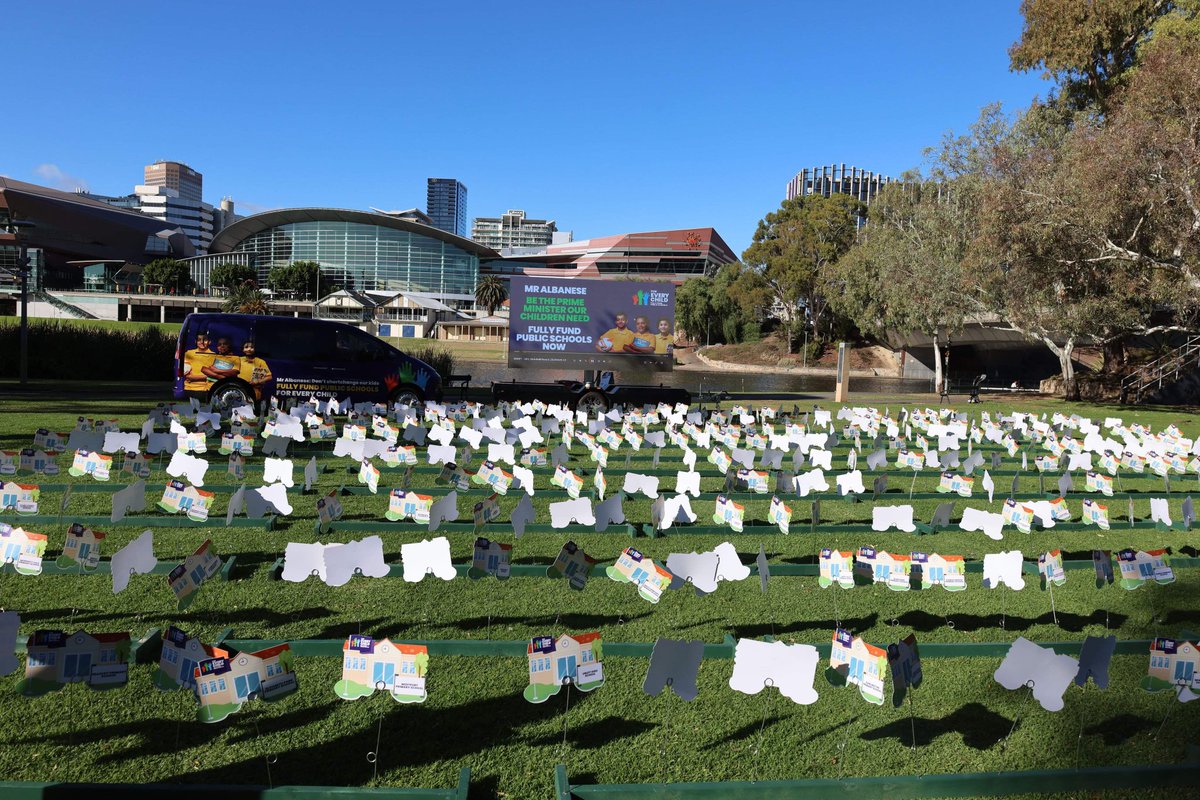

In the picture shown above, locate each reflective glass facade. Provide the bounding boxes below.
[229,220,479,296]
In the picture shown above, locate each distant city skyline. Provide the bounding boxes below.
[2,2,1051,254]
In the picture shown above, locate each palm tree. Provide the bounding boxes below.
[223,282,273,314]
[475,275,508,316]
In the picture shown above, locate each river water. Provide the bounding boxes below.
[454,360,932,395]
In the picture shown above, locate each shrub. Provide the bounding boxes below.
[401,344,455,381]
[0,321,176,380]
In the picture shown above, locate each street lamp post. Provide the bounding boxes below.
[2,216,35,384]
[18,252,29,384]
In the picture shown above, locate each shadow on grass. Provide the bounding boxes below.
[19,605,338,629]
[1083,713,1157,746]
[24,686,584,786]
[701,715,788,750]
[522,714,654,750]
[728,612,879,639]
[858,702,1012,750]
[896,608,1128,634]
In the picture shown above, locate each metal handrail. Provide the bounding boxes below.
[1121,334,1200,402]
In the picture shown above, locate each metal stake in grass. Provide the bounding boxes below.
[1001,679,1035,753]
[559,676,573,760]
[1153,680,1188,739]
[908,468,918,500]
[1048,574,1058,626]
[251,714,277,788]
[753,677,776,783]
[366,680,388,782]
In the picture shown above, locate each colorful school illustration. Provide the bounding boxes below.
[18,449,57,475]
[0,482,40,514]
[1146,637,1200,691]
[193,643,298,722]
[524,632,605,703]
[1117,548,1174,589]
[120,451,153,479]
[32,429,68,453]
[829,628,887,705]
[548,541,599,590]
[853,547,912,590]
[910,552,966,591]
[0,523,47,575]
[158,481,215,522]
[470,536,512,579]
[168,539,222,609]
[606,546,673,603]
[61,523,105,570]
[22,629,131,695]
[819,548,855,589]
[156,625,230,690]
[336,635,429,703]
[69,449,113,481]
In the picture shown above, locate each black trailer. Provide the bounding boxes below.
[491,375,694,414]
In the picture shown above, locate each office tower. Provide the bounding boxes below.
[426,178,468,237]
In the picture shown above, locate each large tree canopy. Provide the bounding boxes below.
[742,194,862,352]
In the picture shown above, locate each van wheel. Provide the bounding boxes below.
[390,385,424,408]
[211,380,253,413]
[575,390,609,415]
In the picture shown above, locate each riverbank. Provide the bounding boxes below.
[678,342,903,378]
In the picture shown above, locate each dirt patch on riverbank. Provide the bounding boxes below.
[687,335,899,376]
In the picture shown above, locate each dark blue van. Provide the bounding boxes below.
[174,313,442,409]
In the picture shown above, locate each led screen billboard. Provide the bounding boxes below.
[507,278,675,371]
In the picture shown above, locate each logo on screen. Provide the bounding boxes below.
[632,289,671,307]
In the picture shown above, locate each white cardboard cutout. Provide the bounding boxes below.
[111,530,156,594]
[982,550,1026,590]
[401,537,457,582]
[675,471,701,498]
[511,493,536,538]
[111,479,147,523]
[872,505,917,533]
[622,473,660,499]
[549,497,596,528]
[428,491,459,532]
[729,639,820,705]
[994,637,1079,712]
[282,541,328,583]
[960,507,1004,541]
[324,535,389,586]
[263,457,295,488]
[166,450,209,486]
[102,431,140,454]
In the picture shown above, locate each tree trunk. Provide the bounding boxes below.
[932,336,944,396]
[785,314,795,354]
[1102,336,1126,374]
[1043,335,1078,400]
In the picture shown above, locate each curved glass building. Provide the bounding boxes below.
[207,209,494,300]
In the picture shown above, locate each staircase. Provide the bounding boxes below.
[34,291,98,320]
[1121,335,1200,404]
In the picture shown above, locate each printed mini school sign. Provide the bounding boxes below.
[508,277,676,371]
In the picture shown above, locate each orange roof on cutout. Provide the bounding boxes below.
[250,643,291,660]
[571,632,602,645]
[396,644,427,656]
[92,632,131,644]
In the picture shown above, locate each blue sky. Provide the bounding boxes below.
[5,1,1049,253]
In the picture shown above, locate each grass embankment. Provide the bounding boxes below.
[0,396,1194,797]
[0,316,182,334]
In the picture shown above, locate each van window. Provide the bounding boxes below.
[336,329,391,362]
[255,320,336,360]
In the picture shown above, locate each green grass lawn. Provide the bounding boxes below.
[386,338,508,364]
[0,395,1196,797]
[0,315,182,334]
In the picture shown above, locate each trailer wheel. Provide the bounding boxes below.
[575,390,609,415]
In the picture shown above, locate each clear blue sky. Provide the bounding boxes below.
[4,1,1049,254]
